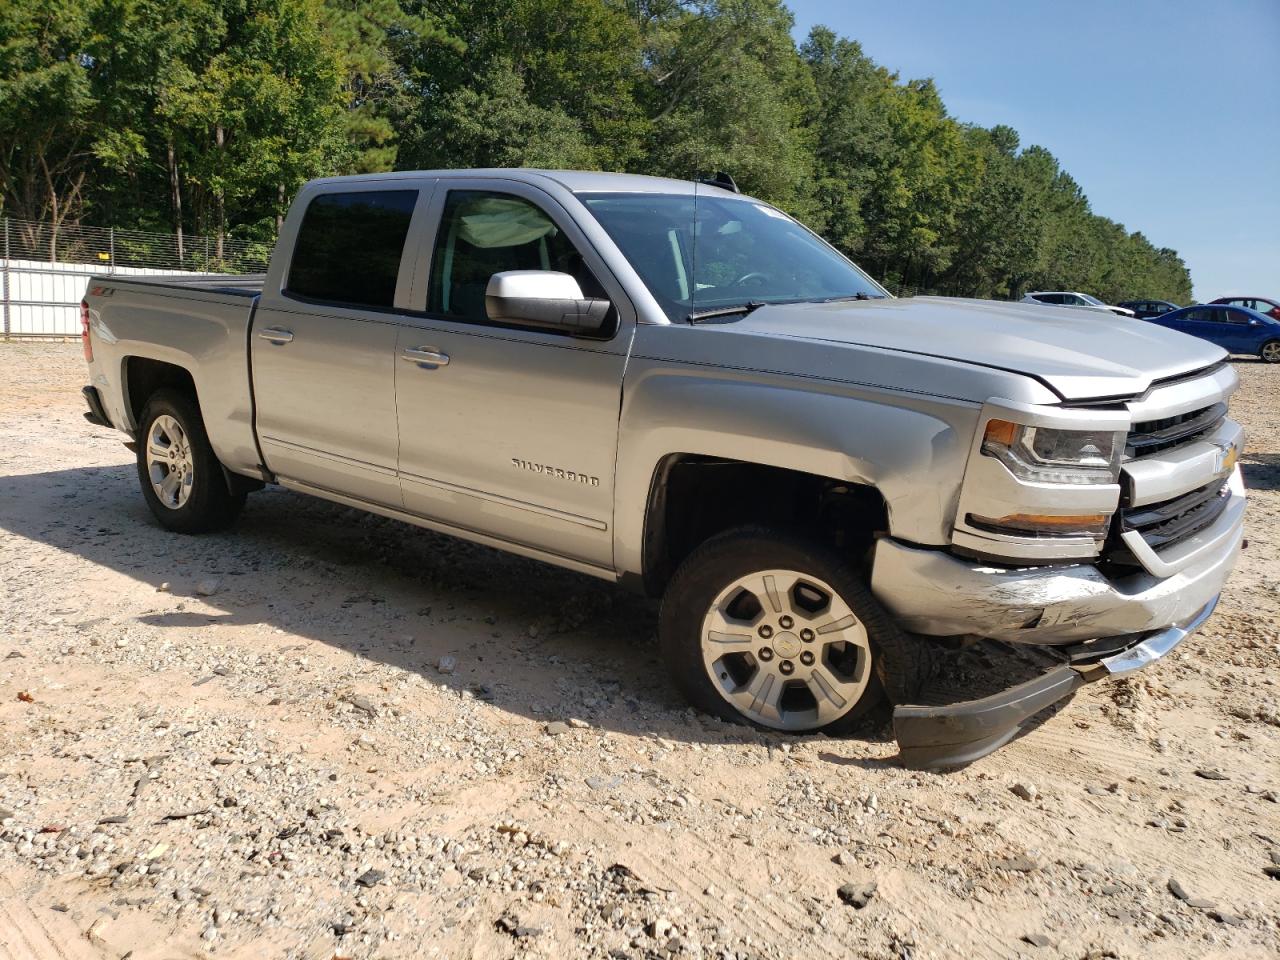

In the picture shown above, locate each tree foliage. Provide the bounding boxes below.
[0,0,1192,300]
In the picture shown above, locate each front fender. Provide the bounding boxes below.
[613,357,980,579]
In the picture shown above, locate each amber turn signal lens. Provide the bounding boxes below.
[967,512,1111,538]
[983,418,1019,447]
[1000,512,1109,529]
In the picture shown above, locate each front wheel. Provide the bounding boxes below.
[659,527,929,735]
[136,389,245,533]
[1260,339,1280,364]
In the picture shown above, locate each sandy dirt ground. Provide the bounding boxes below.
[0,342,1277,960]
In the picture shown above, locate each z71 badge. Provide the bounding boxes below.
[511,458,600,486]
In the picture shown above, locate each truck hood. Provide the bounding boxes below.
[724,296,1225,401]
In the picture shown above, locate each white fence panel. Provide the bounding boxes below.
[2,260,210,338]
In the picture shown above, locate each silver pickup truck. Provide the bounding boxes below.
[80,169,1246,767]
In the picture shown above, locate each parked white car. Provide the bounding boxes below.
[1022,291,1136,318]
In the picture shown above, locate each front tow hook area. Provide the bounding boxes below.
[892,595,1219,770]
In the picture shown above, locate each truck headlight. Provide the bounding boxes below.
[981,419,1124,486]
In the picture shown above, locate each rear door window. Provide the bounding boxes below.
[288,190,419,308]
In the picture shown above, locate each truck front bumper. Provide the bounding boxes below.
[892,596,1218,769]
[870,469,1243,645]
[870,469,1243,769]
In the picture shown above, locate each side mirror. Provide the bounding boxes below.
[485,271,611,334]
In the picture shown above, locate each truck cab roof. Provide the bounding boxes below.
[303,168,746,199]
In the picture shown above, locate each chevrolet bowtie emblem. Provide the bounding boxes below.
[1216,441,1239,475]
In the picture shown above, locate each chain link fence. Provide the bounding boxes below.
[2,217,271,339]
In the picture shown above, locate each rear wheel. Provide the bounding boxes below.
[659,527,930,735]
[1260,339,1280,364]
[136,389,245,533]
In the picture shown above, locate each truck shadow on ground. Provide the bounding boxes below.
[1,461,1065,765]
[1242,452,1280,492]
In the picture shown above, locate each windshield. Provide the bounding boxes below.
[1079,293,1106,306]
[579,192,886,321]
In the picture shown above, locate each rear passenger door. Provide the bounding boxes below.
[391,179,634,571]
[252,182,431,507]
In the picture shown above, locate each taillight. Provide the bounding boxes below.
[81,300,93,362]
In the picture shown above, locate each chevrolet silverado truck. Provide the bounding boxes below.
[79,169,1246,768]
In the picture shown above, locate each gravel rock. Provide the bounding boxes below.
[195,578,221,597]
[436,655,457,675]
[995,856,1036,874]
[647,917,674,938]
[1164,877,1214,909]
[1010,782,1037,802]
[545,721,571,736]
[1194,768,1230,781]
[836,881,876,909]
[355,868,385,888]
[1021,933,1052,947]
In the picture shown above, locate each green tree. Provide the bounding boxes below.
[0,0,96,245]
[395,0,645,171]
[321,0,458,173]
[637,0,817,213]
[141,0,349,257]
[0,0,1197,297]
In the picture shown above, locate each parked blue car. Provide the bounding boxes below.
[1143,304,1280,363]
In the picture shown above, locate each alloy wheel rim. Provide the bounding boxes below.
[1264,342,1280,362]
[699,569,871,731]
[146,414,194,509]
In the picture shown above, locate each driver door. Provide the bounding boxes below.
[391,179,635,570]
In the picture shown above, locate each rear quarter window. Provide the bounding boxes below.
[287,190,418,308]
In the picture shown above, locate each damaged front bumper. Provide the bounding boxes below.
[893,596,1219,769]
[870,469,1243,644]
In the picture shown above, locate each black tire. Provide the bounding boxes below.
[1260,339,1280,364]
[659,526,932,735]
[135,389,245,533]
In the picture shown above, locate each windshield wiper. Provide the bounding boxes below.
[816,292,887,303]
[686,301,768,324]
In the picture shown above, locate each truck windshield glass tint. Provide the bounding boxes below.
[580,193,884,322]
[288,190,417,308]
[427,190,605,322]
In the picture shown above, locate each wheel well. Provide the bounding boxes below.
[124,357,198,429]
[641,456,890,596]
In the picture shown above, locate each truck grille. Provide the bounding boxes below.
[1111,478,1230,562]
[1126,402,1226,457]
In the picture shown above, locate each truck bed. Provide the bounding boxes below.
[104,273,266,297]
[84,272,266,478]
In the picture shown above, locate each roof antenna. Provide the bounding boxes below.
[696,171,740,194]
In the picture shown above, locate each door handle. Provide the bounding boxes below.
[402,347,450,367]
[259,327,294,344]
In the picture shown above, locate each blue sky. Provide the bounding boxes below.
[785,0,1280,302]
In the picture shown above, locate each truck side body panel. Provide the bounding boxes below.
[613,331,986,580]
[85,279,264,477]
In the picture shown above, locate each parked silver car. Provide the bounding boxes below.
[79,169,1245,767]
